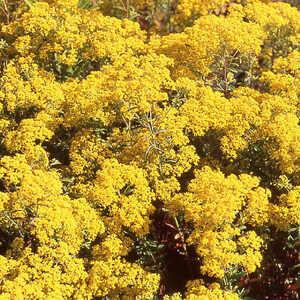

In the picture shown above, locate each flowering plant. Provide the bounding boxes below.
[0,0,299,299]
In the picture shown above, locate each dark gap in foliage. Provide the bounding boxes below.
[128,204,203,298]
[78,234,104,265]
[162,245,203,296]
[0,229,14,255]
[165,88,189,109]
[41,54,111,82]
[233,140,283,202]
[0,179,6,193]
[0,33,17,75]
[190,129,224,160]
[0,137,10,159]
[124,212,165,272]
[245,228,300,300]
[43,125,75,166]
[178,167,195,193]
[0,180,18,193]
[5,106,41,124]
[25,234,40,254]
[125,203,200,296]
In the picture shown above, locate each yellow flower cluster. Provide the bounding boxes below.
[161,12,264,80]
[269,186,300,231]
[185,280,239,300]
[0,0,299,298]
[172,167,267,278]
[171,0,230,27]
[88,257,160,298]
[74,158,155,239]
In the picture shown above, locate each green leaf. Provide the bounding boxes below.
[115,5,125,11]
[50,159,62,167]
[61,177,74,183]
[66,66,74,75]
[24,0,33,7]
[78,0,91,9]
[288,227,299,233]
[292,263,300,269]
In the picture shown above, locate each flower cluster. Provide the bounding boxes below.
[0,0,299,299]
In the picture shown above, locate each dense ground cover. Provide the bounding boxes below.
[0,0,299,299]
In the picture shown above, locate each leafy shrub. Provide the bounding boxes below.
[0,0,299,299]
